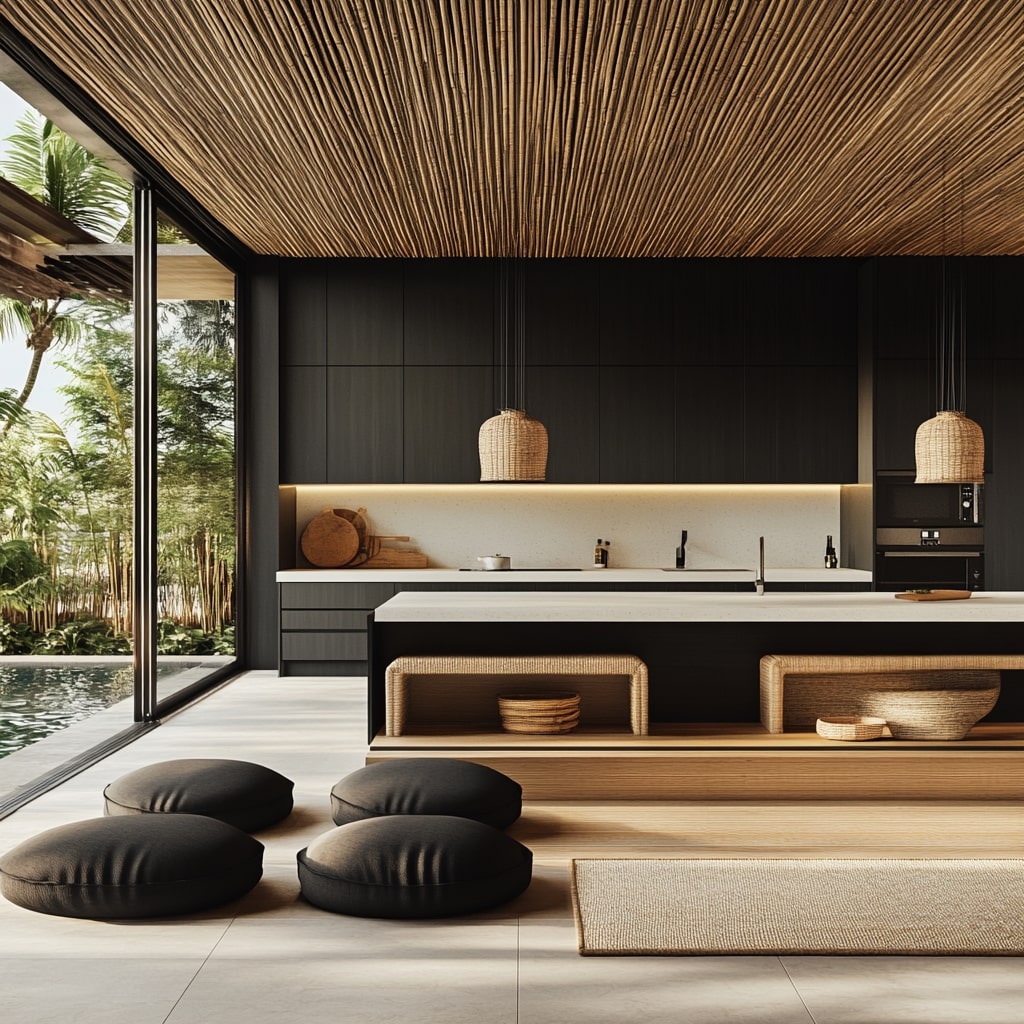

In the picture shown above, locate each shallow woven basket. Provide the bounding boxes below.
[815,716,887,742]
[497,691,580,734]
[865,685,999,740]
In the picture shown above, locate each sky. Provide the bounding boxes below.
[0,80,76,427]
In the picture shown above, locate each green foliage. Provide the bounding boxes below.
[0,619,36,654]
[2,110,130,239]
[31,618,131,655]
[157,619,235,655]
[0,538,51,611]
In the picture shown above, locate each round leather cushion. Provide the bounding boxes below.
[104,758,294,832]
[297,815,532,919]
[0,814,264,919]
[330,758,522,829]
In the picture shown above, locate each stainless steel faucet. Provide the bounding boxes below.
[755,535,765,595]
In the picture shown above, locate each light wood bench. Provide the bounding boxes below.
[760,653,1024,734]
[385,654,649,736]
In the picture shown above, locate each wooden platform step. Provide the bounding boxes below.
[367,723,1024,800]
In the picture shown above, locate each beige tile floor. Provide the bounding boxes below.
[1,670,1022,1024]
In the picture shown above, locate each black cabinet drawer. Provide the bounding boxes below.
[280,582,395,608]
[281,609,369,630]
[281,632,367,661]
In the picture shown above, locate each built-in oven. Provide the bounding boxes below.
[875,473,982,527]
[875,527,985,591]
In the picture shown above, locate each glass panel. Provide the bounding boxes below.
[0,82,136,786]
[153,209,237,709]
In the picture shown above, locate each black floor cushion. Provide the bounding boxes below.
[0,814,264,919]
[330,758,522,829]
[297,814,533,919]
[104,758,294,832]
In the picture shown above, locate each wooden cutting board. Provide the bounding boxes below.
[300,508,360,567]
[894,590,972,601]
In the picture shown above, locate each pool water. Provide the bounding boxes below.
[0,662,133,757]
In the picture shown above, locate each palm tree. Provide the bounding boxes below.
[0,111,130,434]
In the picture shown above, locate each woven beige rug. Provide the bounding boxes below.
[571,858,1024,956]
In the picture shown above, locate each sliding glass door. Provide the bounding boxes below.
[0,79,241,803]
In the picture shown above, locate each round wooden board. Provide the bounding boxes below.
[300,509,360,567]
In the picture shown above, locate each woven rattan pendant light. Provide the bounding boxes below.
[479,259,548,481]
[915,173,984,484]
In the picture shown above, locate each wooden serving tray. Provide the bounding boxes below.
[894,590,972,601]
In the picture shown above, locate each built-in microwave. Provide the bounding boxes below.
[875,474,982,527]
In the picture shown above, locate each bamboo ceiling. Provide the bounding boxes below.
[3,0,1023,258]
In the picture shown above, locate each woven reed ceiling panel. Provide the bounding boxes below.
[4,0,1023,257]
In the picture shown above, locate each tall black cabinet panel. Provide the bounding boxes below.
[404,366,494,482]
[403,260,495,365]
[600,367,675,482]
[326,260,403,365]
[773,366,858,483]
[674,366,745,482]
[597,260,677,366]
[326,367,403,482]
[280,261,328,365]
[527,365,600,482]
[524,259,600,365]
[280,366,327,482]
[987,359,1024,590]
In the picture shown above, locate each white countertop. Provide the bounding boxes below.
[277,567,872,584]
[372,590,1024,623]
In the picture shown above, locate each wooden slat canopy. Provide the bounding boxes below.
[2,0,1023,258]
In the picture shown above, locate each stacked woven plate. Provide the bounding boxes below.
[497,691,581,734]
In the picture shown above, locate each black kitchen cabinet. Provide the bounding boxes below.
[597,260,678,366]
[772,366,858,483]
[404,366,494,482]
[675,366,746,482]
[326,259,403,365]
[275,257,863,485]
[403,259,495,365]
[985,359,1024,590]
[280,366,327,482]
[526,365,600,482]
[524,259,600,365]
[326,366,403,482]
[600,366,675,482]
[874,358,994,474]
[279,581,396,676]
[280,260,327,365]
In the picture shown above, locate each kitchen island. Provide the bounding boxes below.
[276,566,871,675]
[366,591,1024,799]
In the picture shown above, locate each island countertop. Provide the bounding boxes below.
[372,589,1024,623]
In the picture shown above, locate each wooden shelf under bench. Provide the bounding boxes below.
[367,722,1024,801]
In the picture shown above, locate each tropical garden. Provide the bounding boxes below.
[0,110,236,661]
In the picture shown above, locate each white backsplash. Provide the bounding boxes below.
[288,484,864,570]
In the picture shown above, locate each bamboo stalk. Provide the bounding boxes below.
[4,1,1024,255]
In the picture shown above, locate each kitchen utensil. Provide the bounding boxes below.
[895,590,972,601]
[300,508,360,567]
[477,554,511,571]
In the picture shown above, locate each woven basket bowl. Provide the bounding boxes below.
[815,716,887,741]
[497,691,580,734]
[863,685,999,740]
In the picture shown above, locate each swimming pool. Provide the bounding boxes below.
[0,661,134,757]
